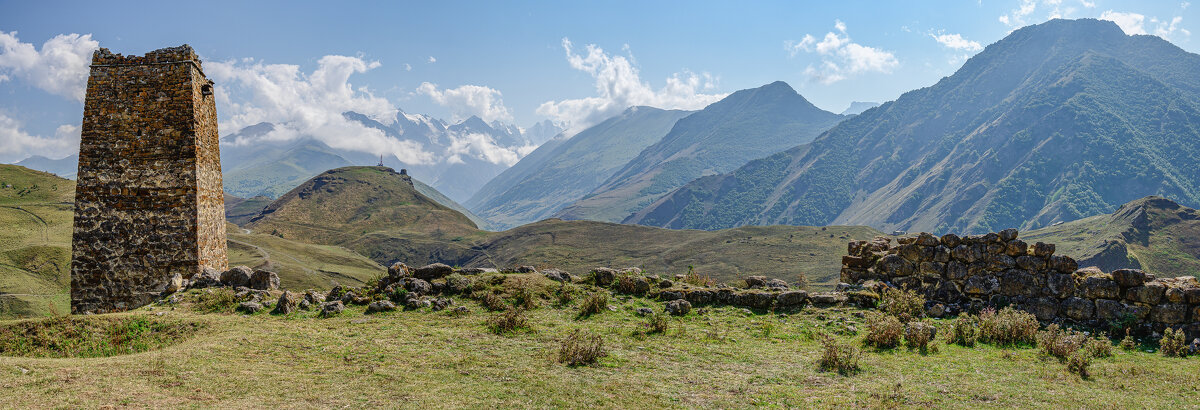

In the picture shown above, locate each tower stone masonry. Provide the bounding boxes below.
[71,45,228,314]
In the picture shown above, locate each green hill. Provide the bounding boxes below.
[556,81,844,223]
[1025,196,1200,278]
[0,165,74,318]
[630,19,1200,235]
[466,106,694,230]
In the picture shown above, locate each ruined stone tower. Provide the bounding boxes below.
[71,45,228,314]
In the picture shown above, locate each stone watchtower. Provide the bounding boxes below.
[71,45,228,314]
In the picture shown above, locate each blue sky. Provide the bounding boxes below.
[0,0,1195,163]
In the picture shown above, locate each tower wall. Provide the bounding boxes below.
[71,45,228,314]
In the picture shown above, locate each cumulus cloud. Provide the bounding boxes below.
[536,38,726,132]
[1100,10,1190,38]
[208,55,435,165]
[930,32,983,52]
[0,113,78,162]
[445,132,525,166]
[0,31,98,102]
[786,20,899,85]
[416,82,514,123]
[428,56,436,63]
[999,0,1093,27]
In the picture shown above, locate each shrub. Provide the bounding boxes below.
[0,316,204,358]
[682,265,715,287]
[615,275,649,295]
[904,321,938,353]
[194,288,238,313]
[1119,329,1138,351]
[644,313,669,334]
[554,282,577,307]
[1161,328,1188,358]
[486,308,529,335]
[1037,324,1087,359]
[444,274,473,294]
[479,293,507,312]
[979,307,1038,347]
[1085,336,1113,358]
[557,328,607,366]
[878,288,924,323]
[863,313,903,349]
[511,278,540,310]
[945,315,979,347]
[577,292,609,319]
[817,334,860,375]
[1067,349,1092,379]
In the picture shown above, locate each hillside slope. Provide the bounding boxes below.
[0,165,74,318]
[631,19,1200,235]
[555,81,844,223]
[467,106,693,230]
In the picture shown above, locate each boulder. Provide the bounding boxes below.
[1048,255,1078,273]
[986,242,1006,255]
[1164,287,1187,304]
[1111,269,1148,288]
[249,270,279,291]
[877,254,915,276]
[413,263,454,280]
[1004,240,1028,257]
[986,255,1016,272]
[304,290,325,305]
[918,262,945,276]
[367,300,397,313]
[1124,282,1166,305]
[1151,304,1189,324]
[658,279,673,288]
[1014,255,1045,271]
[238,301,263,314]
[1062,297,1094,321]
[191,267,223,289]
[764,278,789,290]
[272,291,299,315]
[1026,297,1059,321]
[320,301,345,317]
[456,267,497,275]
[404,278,433,295]
[591,268,617,286]
[685,290,714,305]
[940,234,962,248]
[933,281,964,303]
[1079,276,1119,299]
[945,261,968,280]
[777,291,809,307]
[998,228,1019,242]
[220,266,253,288]
[842,255,874,269]
[809,292,847,307]
[658,291,683,301]
[388,262,410,279]
[635,307,654,317]
[916,232,939,247]
[619,276,651,295]
[165,273,183,294]
[515,265,537,273]
[542,269,571,283]
[932,246,951,263]
[1032,242,1055,257]
[735,292,774,310]
[897,244,922,262]
[999,270,1036,296]
[964,275,999,295]
[664,299,692,316]
[745,275,769,288]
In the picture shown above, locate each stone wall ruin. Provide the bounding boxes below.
[70,45,228,314]
[841,229,1200,339]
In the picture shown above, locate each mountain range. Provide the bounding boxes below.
[553,81,845,223]
[629,18,1200,235]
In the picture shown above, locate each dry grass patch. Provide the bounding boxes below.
[0,315,204,358]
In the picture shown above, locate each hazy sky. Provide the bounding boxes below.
[0,0,1194,163]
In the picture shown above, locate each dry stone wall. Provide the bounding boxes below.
[71,45,228,314]
[841,229,1200,338]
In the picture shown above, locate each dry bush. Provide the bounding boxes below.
[817,334,861,375]
[554,282,577,307]
[1037,324,1088,359]
[945,315,979,347]
[863,313,903,349]
[479,293,507,312]
[511,278,541,310]
[1067,349,1092,379]
[979,307,1038,347]
[577,292,609,319]
[682,266,715,287]
[1119,329,1138,351]
[486,308,529,335]
[644,313,669,334]
[1086,336,1113,358]
[878,287,924,323]
[904,321,938,353]
[557,328,607,366]
[1161,328,1188,358]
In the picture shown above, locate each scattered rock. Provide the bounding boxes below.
[745,276,768,288]
[636,307,654,317]
[665,299,692,316]
[1111,269,1148,288]
[164,273,183,293]
[367,300,397,313]
[190,267,223,289]
[542,269,570,282]
[413,263,454,280]
[516,265,537,273]
[320,301,345,317]
[249,270,279,291]
[404,278,433,295]
[237,301,263,314]
[272,291,299,315]
[220,266,253,288]
[777,291,808,307]
[591,268,617,286]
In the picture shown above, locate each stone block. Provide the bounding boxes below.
[998,228,1019,242]
[1047,273,1075,299]
[1033,242,1055,257]
[1062,297,1094,321]
[916,232,939,247]
[776,291,808,307]
[1151,304,1189,324]
[1015,255,1045,271]
[946,261,968,280]
[999,270,1037,296]
[964,275,999,295]
[1005,239,1027,257]
[1124,282,1166,305]
[986,255,1016,272]
[1048,255,1078,273]
[940,234,961,248]
[1079,276,1119,299]
[876,254,914,276]
[1110,269,1147,288]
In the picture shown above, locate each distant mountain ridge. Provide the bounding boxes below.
[630,18,1200,235]
[466,106,694,230]
[554,81,845,223]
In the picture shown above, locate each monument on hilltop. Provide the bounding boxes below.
[70,45,228,314]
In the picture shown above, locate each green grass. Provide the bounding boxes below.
[227,226,386,290]
[0,315,204,358]
[0,286,1193,407]
[0,165,74,318]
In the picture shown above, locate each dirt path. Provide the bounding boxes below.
[1,205,50,243]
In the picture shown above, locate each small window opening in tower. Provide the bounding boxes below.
[201,84,213,96]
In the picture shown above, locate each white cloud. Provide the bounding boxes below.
[416,82,514,123]
[404,63,412,71]
[1100,10,1148,35]
[1153,16,1189,37]
[786,21,899,85]
[0,31,98,102]
[0,113,77,162]
[445,132,525,166]
[208,55,435,165]
[930,32,983,52]
[536,38,726,132]
[428,56,436,63]
[999,0,1091,27]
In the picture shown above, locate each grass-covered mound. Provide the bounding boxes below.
[0,315,205,358]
